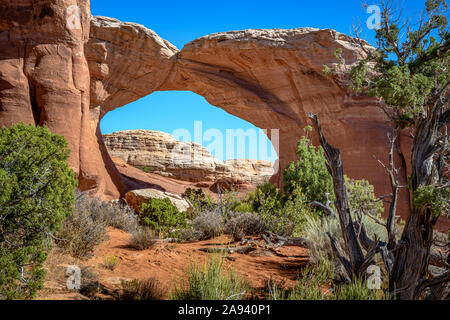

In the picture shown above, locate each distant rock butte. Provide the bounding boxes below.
[103,130,275,185]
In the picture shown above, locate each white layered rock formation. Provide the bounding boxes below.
[103,130,275,185]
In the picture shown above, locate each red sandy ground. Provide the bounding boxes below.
[37,228,309,300]
[89,230,308,291]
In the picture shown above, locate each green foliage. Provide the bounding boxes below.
[0,123,76,299]
[140,166,154,174]
[413,184,450,217]
[347,1,449,129]
[182,188,214,214]
[269,261,387,300]
[245,182,316,236]
[346,177,384,218]
[303,208,387,265]
[332,278,387,300]
[268,260,334,300]
[334,48,344,65]
[289,261,335,300]
[349,61,368,93]
[170,255,249,300]
[267,187,313,236]
[322,64,332,75]
[231,201,254,213]
[247,182,284,213]
[139,198,186,235]
[372,65,434,115]
[302,215,341,264]
[283,135,335,204]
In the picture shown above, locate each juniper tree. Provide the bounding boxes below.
[313,0,449,300]
[0,123,77,299]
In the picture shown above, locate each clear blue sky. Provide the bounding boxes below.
[95,0,427,161]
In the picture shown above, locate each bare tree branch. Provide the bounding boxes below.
[308,112,365,276]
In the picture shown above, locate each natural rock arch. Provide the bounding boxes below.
[0,1,409,215]
[87,17,405,202]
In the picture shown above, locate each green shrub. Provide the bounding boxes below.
[0,123,77,299]
[268,260,387,300]
[120,277,167,300]
[170,255,249,300]
[346,177,384,219]
[257,187,313,236]
[268,260,334,300]
[231,201,254,213]
[247,182,284,213]
[182,188,214,213]
[242,182,316,236]
[140,166,154,174]
[139,198,186,235]
[302,215,341,264]
[288,260,334,300]
[283,134,335,203]
[302,212,387,266]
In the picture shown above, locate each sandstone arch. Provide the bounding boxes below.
[87,16,404,204]
[0,1,409,216]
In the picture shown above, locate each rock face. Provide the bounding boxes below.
[125,189,191,213]
[224,159,274,185]
[0,1,127,198]
[103,130,274,184]
[209,178,253,193]
[0,3,415,225]
[86,23,409,212]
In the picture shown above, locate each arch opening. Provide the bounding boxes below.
[99,91,279,196]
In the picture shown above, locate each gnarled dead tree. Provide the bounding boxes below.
[308,109,449,300]
[314,0,450,300]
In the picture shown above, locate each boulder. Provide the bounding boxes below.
[125,189,191,213]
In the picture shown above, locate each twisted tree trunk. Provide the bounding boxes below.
[308,113,365,276]
[389,99,448,299]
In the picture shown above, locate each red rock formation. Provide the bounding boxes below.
[0,1,125,199]
[2,3,434,228]
[103,129,274,184]
[87,22,411,221]
[210,178,253,193]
